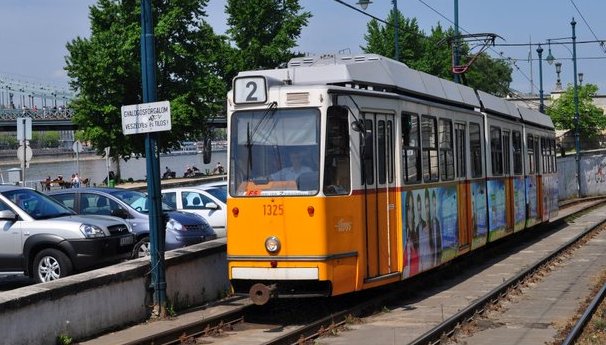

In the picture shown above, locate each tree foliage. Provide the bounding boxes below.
[547,84,606,139]
[65,0,231,160]
[225,0,311,71]
[65,0,310,162]
[361,13,512,96]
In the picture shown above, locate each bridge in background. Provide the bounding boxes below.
[0,75,226,131]
[0,74,74,131]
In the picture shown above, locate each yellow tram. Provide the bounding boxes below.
[225,54,558,305]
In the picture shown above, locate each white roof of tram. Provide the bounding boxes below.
[236,53,553,129]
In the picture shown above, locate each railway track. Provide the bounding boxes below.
[84,199,606,345]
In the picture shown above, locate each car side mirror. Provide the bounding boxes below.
[111,208,130,219]
[204,202,219,210]
[0,210,18,221]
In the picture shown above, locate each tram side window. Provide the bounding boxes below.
[422,115,438,182]
[534,136,541,174]
[512,130,523,175]
[402,112,421,184]
[455,123,466,178]
[387,120,394,183]
[324,106,351,195]
[490,126,503,176]
[361,119,374,185]
[503,131,511,175]
[551,139,558,172]
[540,137,551,173]
[439,119,454,180]
[470,123,483,178]
[528,134,535,174]
[378,120,387,184]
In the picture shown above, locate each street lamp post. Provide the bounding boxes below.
[572,17,581,197]
[357,0,399,61]
[555,62,562,91]
[536,44,545,113]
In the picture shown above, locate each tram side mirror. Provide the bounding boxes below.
[351,120,364,133]
[202,137,212,164]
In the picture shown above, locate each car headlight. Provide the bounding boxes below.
[166,219,184,232]
[80,224,107,238]
[265,236,280,253]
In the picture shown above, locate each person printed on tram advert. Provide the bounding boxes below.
[270,150,313,181]
[430,189,442,265]
[416,191,432,271]
[403,192,419,278]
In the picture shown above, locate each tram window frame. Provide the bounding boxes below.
[512,130,523,175]
[470,123,483,178]
[490,126,503,176]
[503,130,511,175]
[527,134,535,175]
[323,106,351,196]
[402,112,421,184]
[455,123,466,178]
[438,118,454,181]
[421,115,439,182]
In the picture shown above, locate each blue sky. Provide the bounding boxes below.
[1,0,604,96]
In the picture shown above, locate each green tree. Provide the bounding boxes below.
[362,10,425,69]
[65,0,231,161]
[547,84,606,139]
[361,13,512,96]
[225,0,311,71]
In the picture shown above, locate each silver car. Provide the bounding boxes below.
[0,186,135,283]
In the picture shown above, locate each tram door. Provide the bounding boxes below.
[503,130,515,233]
[455,122,471,253]
[361,114,397,279]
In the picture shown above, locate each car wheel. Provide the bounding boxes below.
[133,237,150,258]
[33,249,73,283]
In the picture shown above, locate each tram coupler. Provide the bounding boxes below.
[249,283,277,305]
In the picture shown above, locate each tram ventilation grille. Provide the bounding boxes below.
[286,92,310,105]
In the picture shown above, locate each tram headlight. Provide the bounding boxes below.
[265,236,281,254]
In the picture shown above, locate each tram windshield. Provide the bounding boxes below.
[229,108,320,196]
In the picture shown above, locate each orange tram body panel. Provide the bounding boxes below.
[226,54,558,305]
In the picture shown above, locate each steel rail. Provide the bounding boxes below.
[408,213,606,345]
[562,281,606,345]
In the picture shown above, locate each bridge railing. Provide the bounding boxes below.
[0,107,74,120]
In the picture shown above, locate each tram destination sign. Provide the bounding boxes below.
[121,100,171,135]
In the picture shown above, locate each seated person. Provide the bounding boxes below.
[270,151,313,181]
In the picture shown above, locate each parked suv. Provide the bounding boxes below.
[48,188,217,258]
[0,186,135,283]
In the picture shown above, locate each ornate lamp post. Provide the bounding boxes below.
[357,0,399,61]
[571,17,581,197]
[536,44,545,113]
[555,62,563,91]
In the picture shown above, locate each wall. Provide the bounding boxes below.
[0,239,228,345]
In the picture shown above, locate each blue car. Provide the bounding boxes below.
[48,188,216,258]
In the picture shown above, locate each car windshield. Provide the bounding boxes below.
[108,189,174,212]
[2,189,75,220]
[203,187,226,203]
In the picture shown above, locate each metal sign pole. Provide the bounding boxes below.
[141,0,166,316]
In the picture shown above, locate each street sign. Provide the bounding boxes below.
[72,140,83,153]
[16,117,32,141]
[17,145,32,162]
[121,101,171,135]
